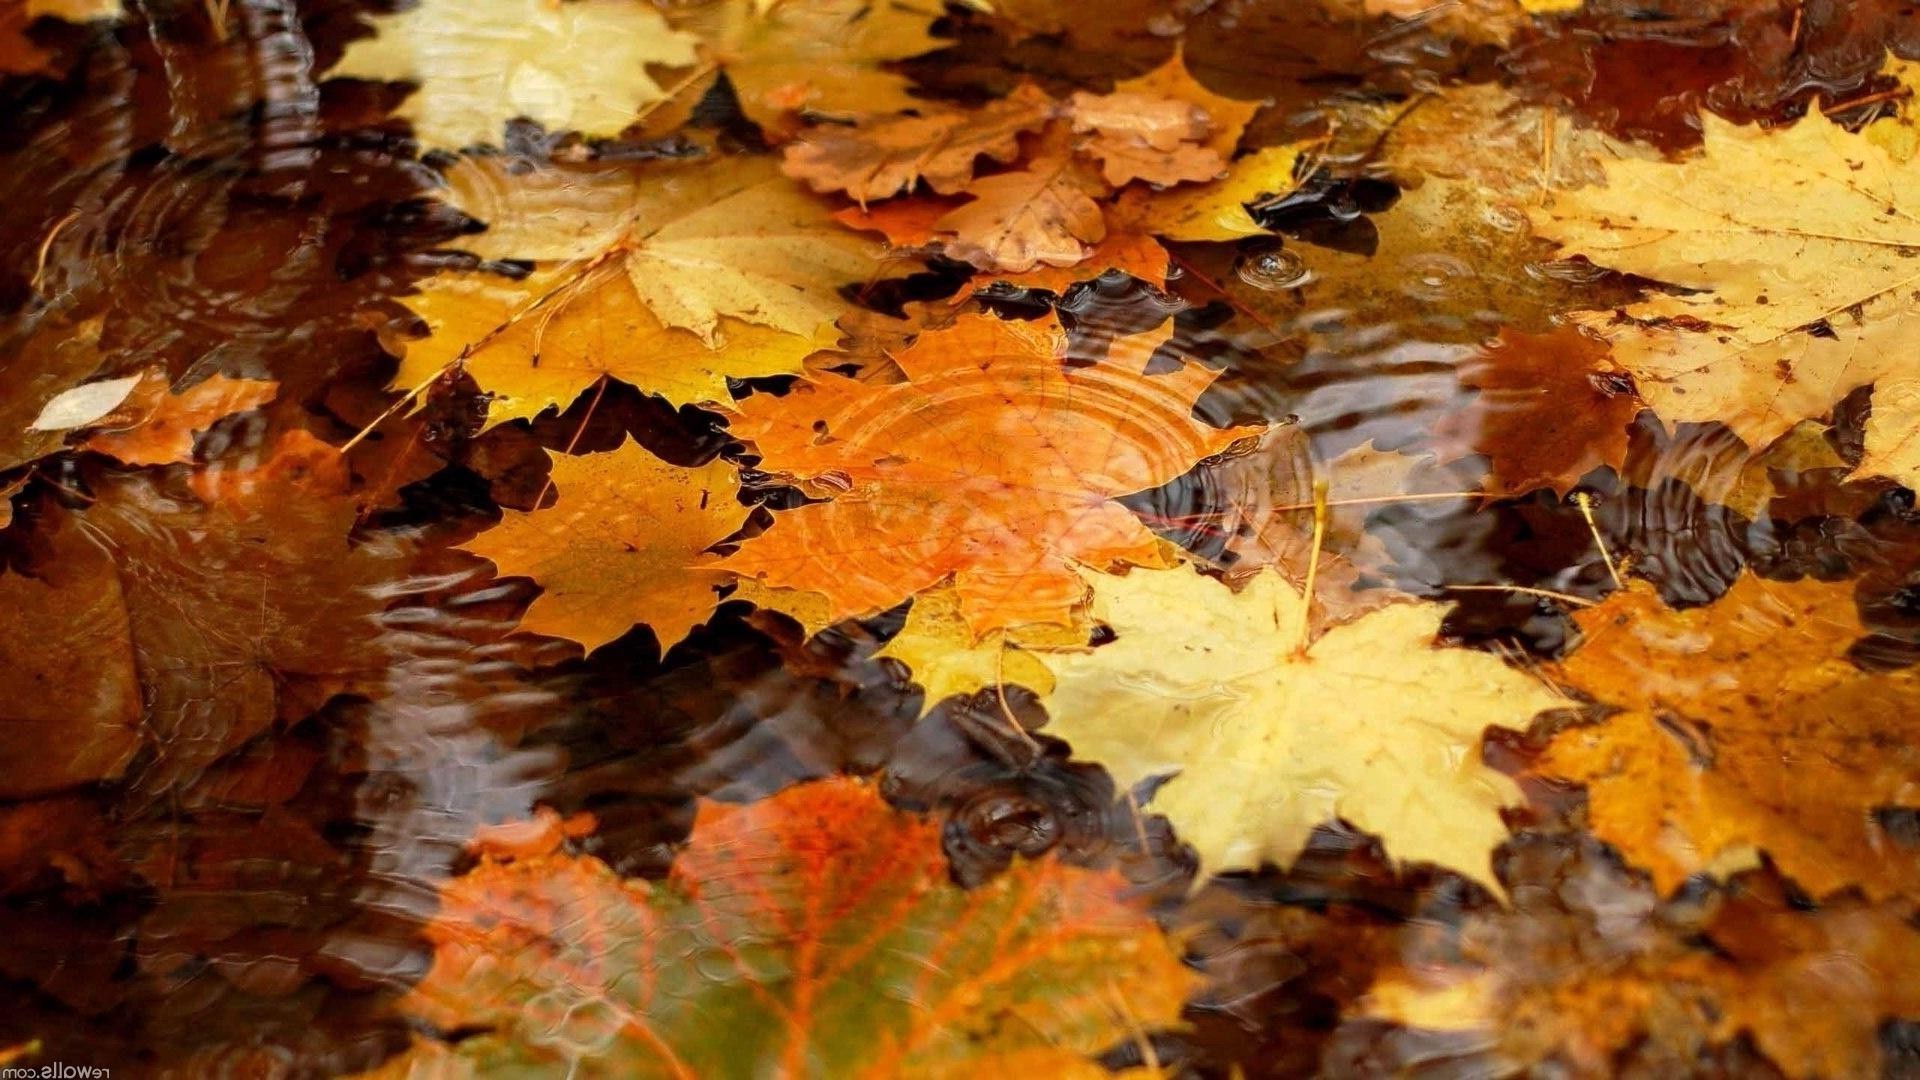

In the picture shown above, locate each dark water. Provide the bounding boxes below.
[3,0,1920,1076]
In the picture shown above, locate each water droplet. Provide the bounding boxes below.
[1482,201,1528,233]
[1236,248,1311,291]
[1401,253,1473,301]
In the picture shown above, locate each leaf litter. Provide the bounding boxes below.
[1,0,1919,1075]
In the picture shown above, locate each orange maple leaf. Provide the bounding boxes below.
[374,778,1197,1077]
[721,312,1261,635]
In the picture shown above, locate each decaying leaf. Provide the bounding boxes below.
[382,154,889,427]
[371,778,1197,1077]
[1039,563,1564,887]
[462,439,747,655]
[1537,575,1920,898]
[329,0,699,149]
[781,84,1054,205]
[722,313,1261,635]
[1534,109,1920,451]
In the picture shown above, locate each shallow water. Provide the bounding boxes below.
[3,0,1920,1075]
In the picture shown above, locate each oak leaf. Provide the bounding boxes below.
[370,778,1197,1077]
[1038,563,1564,887]
[1533,109,1920,450]
[1067,49,1258,187]
[383,154,887,427]
[1429,327,1643,496]
[329,0,698,150]
[781,84,1054,205]
[670,0,944,130]
[1537,575,1920,898]
[722,312,1260,635]
[462,438,747,655]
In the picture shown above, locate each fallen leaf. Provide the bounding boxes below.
[1533,109,1920,449]
[873,586,1086,713]
[1039,563,1564,887]
[0,316,113,472]
[935,154,1110,271]
[0,510,142,798]
[968,232,1170,292]
[328,0,699,149]
[382,154,888,427]
[79,431,414,795]
[81,374,278,466]
[1537,575,1920,898]
[1112,144,1302,242]
[1428,327,1643,496]
[1357,844,1920,1080]
[723,312,1260,634]
[671,0,945,130]
[1067,49,1258,187]
[781,83,1054,205]
[1857,376,1920,489]
[462,438,747,654]
[372,778,1197,1076]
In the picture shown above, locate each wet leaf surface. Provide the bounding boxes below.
[2,0,1920,1074]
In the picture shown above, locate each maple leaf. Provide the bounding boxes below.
[721,312,1261,635]
[1428,327,1644,496]
[781,84,1054,205]
[328,0,699,150]
[1536,575,1920,898]
[1533,109,1920,450]
[670,0,945,130]
[873,586,1087,713]
[1066,48,1259,188]
[382,154,888,427]
[462,439,748,655]
[370,778,1197,1077]
[75,432,413,796]
[1038,563,1564,888]
[935,154,1110,271]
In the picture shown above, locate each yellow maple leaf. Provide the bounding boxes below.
[670,0,944,130]
[381,154,888,427]
[461,439,747,654]
[874,586,1086,714]
[329,0,698,150]
[1038,564,1563,888]
[1533,109,1920,449]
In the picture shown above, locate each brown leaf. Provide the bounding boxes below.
[781,83,1054,205]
